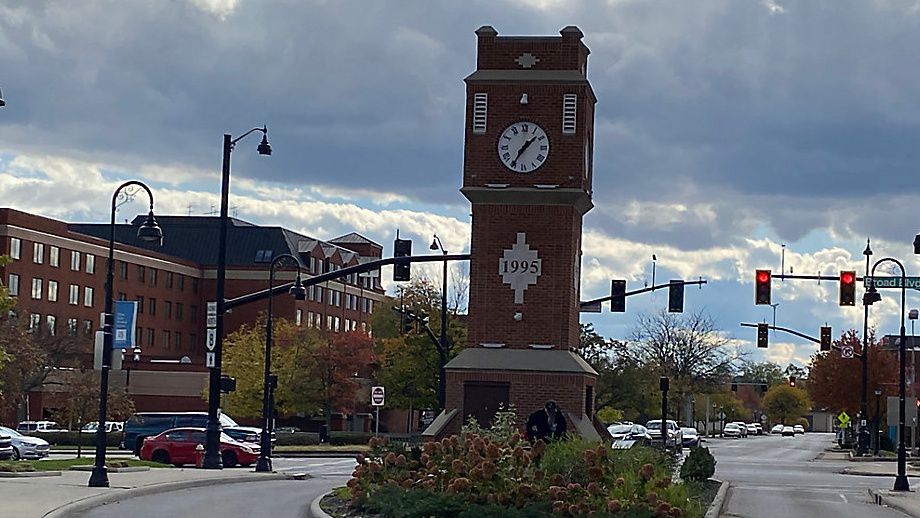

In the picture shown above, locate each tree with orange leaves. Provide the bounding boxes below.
[807,329,898,418]
[305,330,378,429]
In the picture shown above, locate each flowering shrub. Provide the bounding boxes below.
[347,423,705,516]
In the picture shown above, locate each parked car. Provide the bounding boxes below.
[681,427,701,447]
[793,424,806,434]
[0,426,51,460]
[722,423,744,438]
[123,411,268,454]
[770,424,784,434]
[608,423,652,448]
[745,423,759,436]
[138,427,259,468]
[751,423,764,435]
[646,420,683,449]
[0,431,12,460]
[730,421,748,437]
[781,426,795,437]
[81,421,125,434]
[16,420,65,433]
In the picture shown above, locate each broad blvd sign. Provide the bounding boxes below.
[865,276,920,290]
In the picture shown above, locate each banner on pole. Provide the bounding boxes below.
[113,301,138,350]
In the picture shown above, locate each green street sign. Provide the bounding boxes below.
[837,411,850,427]
[864,276,920,289]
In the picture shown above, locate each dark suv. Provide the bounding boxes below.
[122,412,265,454]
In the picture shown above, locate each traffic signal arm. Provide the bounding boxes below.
[740,323,820,344]
[580,279,707,309]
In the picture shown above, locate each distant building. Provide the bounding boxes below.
[0,207,385,422]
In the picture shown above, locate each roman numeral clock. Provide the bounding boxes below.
[424,26,602,440]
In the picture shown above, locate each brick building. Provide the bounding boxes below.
[0,207,385,422]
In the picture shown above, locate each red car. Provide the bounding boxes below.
[139,427,260,468]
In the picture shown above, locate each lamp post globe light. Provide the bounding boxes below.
[254,254,306,473]
[205,126,272,470]
[88,181,162,488]
[864,257,909,491]
[429,234,449,411]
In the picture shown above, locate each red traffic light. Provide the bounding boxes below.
[841,271,855,285]
[755,269,771,305]
[839,270,856,306]
[757,271,770,284]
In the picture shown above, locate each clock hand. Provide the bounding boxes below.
[510,136,538,167]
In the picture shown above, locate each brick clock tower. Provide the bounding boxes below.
[426,26,601,440]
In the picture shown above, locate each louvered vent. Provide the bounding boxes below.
[562,94,577,134]
[472,93,488,134]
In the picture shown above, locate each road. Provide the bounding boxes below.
[72,457,356,518]
[709,432,909,518]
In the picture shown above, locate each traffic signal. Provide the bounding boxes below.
[393,237,412,282]
[761,383,768,392]
[611,280,626,313]
[820,326,832,351]
[788,376,796,388]
[731,383,738,392]
[757,323,769,348]
[755,270,771,305]
[220,375,237,393]
[668,280,684,313]
[839,271,856,306]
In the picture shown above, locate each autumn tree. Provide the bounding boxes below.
[51,368,135,455]
[807,329,897,416]
[762,385,811,425]
[375,335,439,415]
[738,362,787,387]
[307,330,378,428]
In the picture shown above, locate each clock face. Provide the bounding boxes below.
[497,121,549,173]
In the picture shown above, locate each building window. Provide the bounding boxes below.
[29,313,41,331]
[9,237,21,260]
[149,268,157,287]
[295,309,303,326]
[174,332,181,349]
[83,286,94,307]
[164,301,172,319]
[327,315,333,330]
[7,273,19,297]
[192,277,198,293]
[190,305,198,322]
[136,326,142,342]
[147,328,155,347]
[472,92,488,134]
[137,265,145,282]
[119,261,128,280]
[118,292,126,301]
[310,257,316,273]
[165,271,173,288]
[47,280,58,302]
[71,250,81,271]
[334,316,340,332]
[316,287,323,304]
[33,242,44,264]
[328,290,334,306]
[162,330,170,350]
[562,93,577,134]
[31,278,42,300]
[148,298,156,316]
[307,311,314,328]
[177,274,184,291]
[85,254,95,274]
[189,333,197,351]
[49,246,59,267]
[67,318,78,336]
[308,285,314,301]
[46,315,56,336]
[69,284,79,305]
[175,303,183,320]
[83,319,93,335]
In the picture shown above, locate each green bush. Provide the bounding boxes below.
[31,431,122,447]
[679,446,716,482]
[328,431,372,445]
[274,432,320,446]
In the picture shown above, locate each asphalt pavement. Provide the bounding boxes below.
[709,432,910,518]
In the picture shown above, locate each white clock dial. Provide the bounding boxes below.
[497,121,549,173]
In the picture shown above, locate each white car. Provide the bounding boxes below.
[793,425,805,434]
[0,426,51,460]
[646,420,683,449]
[730,421,748,437]
[16,420,65,433]
[770,424,784,434]
[722,423,743,438]
[745,423,759,436]
[81,421,125,434]
[782,426,795,437]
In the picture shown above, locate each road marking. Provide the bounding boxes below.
[839,493,848,503]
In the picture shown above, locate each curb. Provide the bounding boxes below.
[842,468,920,477]
[0,470,62,477]
[704,479,730,518]
[870,488,920,518]
[310,490,334,518]
[42,472,294,518]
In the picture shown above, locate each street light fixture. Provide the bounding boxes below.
[88,181,162,488]
[864,257,909,491]
[205,125,272,470]
[255,253,306,473]
[429,234,449,411]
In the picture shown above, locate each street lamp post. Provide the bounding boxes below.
[875,388,883,455]
[205,126,272,470]
[254,253,306,473]
[88,181,163,488]
[864,257,909,491]
[858,239,873,455]
[429,235,449,411]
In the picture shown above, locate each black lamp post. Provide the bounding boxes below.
[875,387,883,455]
[429,234,449,411]
[857,239,873,455]
[864,257,909,491]
[205,126,272,470]
[88,181,162,488]
[255,254,306,472]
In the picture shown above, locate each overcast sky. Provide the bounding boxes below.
[3,0,920,370]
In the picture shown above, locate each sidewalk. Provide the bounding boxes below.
[840,461,920,477]
[871,489,920,518]
[0,467,291,518]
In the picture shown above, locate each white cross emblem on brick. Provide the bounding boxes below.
[515,52,540,69]
[499,232,542,304]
